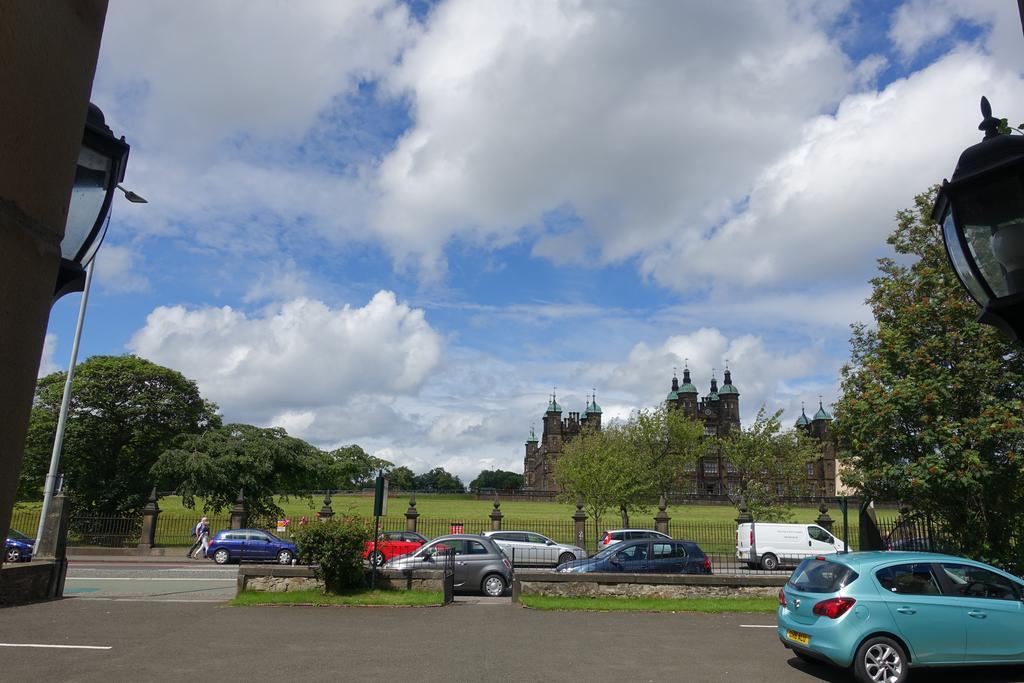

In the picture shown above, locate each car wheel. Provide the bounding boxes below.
[760,553,779,571]
[557,552,575,565]
[213,548,230,565]
[482,574,506,597]
[371,551,387,567]
[854,636,908,683]
[277,549,293,565]
[5,547,21,563]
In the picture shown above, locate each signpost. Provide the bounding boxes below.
[370,472,389,589]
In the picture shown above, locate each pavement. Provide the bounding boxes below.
[64,560,238,602]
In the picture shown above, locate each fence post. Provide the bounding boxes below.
[489,493,503,531]
[735,500,754,525]
[137,487,160,549]
[572,498,587,549]
[316,491,334,522]
[654,495,670,535]
[815,501,834,533]
[230,489,248,530]
[405,493,419,532]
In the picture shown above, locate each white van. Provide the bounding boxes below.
[736,522,845,570]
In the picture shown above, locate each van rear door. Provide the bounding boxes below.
[807,525,839,557]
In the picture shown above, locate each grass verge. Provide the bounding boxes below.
[519,595,777,613]
[230,588,443,607]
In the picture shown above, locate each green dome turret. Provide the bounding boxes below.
[586,392,602,414]
[677,366,698,394]
[546,391,561,413]
[706,373,720,401]
[718,366,739,395]
[795,406,810,427]
[813,399,833,421]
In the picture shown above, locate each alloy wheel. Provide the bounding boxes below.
[864,643,903,683]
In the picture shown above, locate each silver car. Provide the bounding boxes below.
[482,530,587,567]
[384,534,513,597]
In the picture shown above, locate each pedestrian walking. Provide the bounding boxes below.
[187,516,210,559]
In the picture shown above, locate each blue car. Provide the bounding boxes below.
[5,529,34,563]
[556,538,711,574]
[206,528,298,565]
[778,552,1024,682]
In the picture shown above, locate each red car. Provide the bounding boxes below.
[364,531,428,566]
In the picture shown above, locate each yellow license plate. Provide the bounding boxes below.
[787,630,810,646]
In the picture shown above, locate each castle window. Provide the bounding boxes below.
[704,425,716,436]
[683,460,696,473]
[703,460,718,475]
[806,462,815,478]
[725,461,736,474]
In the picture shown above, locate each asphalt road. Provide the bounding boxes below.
[64,560,237,602]
[3,598,1024,682]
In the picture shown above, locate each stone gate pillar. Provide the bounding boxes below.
[572,498,587,549]
[138,487,160,549]
[489,494,503,531]
[405,493,419,533]
[654,495,670,535]
[230,489,248,530]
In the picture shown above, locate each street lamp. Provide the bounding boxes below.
[933,96,1024,341]
[54,103,132,301]
[35,104,143,554]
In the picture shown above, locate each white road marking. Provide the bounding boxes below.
[0,643,111,650]
[739,625,776,628]
[65,577,233,582]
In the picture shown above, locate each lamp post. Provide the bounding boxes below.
[34,103,143,552]
[932,96,1024,340]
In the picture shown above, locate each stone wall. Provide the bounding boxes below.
[0,560,65,607]
[513,571,785,601]
[237,565,444,595]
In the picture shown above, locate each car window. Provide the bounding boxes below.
[466,541,489,555]
[616,543,648,561]
[940,563,1021,601]
[382,532,403,541]
[875,563,941,595]
[224,532,246,541]
[610,532,625,541]
[424,540,464,556]
[249,532,270,542]
[652,543,687,559]
[525,533,548,545]
[808,526,834,543]
[789,558,858,593]
[406,533,426,543]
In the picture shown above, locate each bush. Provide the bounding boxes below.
[292,516,372,592]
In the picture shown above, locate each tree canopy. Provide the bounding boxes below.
[715,407,818,521]
[833,188,1024,569]
[469,469,523,491]
[151,423,322,519]
[411,467,464,492]
[20,355,220,514]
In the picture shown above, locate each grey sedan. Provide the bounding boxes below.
[383,534,513,597]
[481,530,587,567]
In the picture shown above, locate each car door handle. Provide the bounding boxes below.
[895,607,916,615]
[456,561,467,566]
[968,610,987,619]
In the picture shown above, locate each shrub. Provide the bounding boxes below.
[292,516,372,592]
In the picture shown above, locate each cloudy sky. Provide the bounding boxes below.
[44,0,1024,483]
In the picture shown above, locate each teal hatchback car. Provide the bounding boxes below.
[778,552,1024,682]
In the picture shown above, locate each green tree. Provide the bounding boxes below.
[412,467,464,492]
[20,355,220,513]
[554,425,649,546]
[387,465,415,491]
[625,406,706,498]
[151,423,320,519]
[315,445,390,490]
[834,188,1024,569]
[469,469,524,491]
[716,407,819,521]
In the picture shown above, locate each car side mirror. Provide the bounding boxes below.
[546,541,556,546]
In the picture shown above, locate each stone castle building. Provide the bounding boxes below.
[522,366,838,496]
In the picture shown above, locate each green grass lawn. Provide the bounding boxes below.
[518,595,778,613]
[230,588,443,607]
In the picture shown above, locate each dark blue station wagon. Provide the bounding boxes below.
[556,539,712,574]
[207,528,298,565]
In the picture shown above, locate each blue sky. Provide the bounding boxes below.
[43,0,1024,482]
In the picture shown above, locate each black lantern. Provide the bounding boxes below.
[933,97,1024,341]
[54,103,131,301]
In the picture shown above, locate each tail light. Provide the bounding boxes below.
[601,532,612,546]
[703,556,712,572]
[750,529,754,545]
[812,597,856,619]
[778,588,787,608]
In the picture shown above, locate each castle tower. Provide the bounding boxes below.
[676,366,699,416]
[717,364,741,435]
[543,391,563,451]
[523,425,539,489]
[584,392,602,430]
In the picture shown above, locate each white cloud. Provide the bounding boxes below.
[643,49,1024,293]
[95,244,149,293]
[128,291,443,420]
[373,0,860,272]
[889,0,1022,69]
[38,334,60,377]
